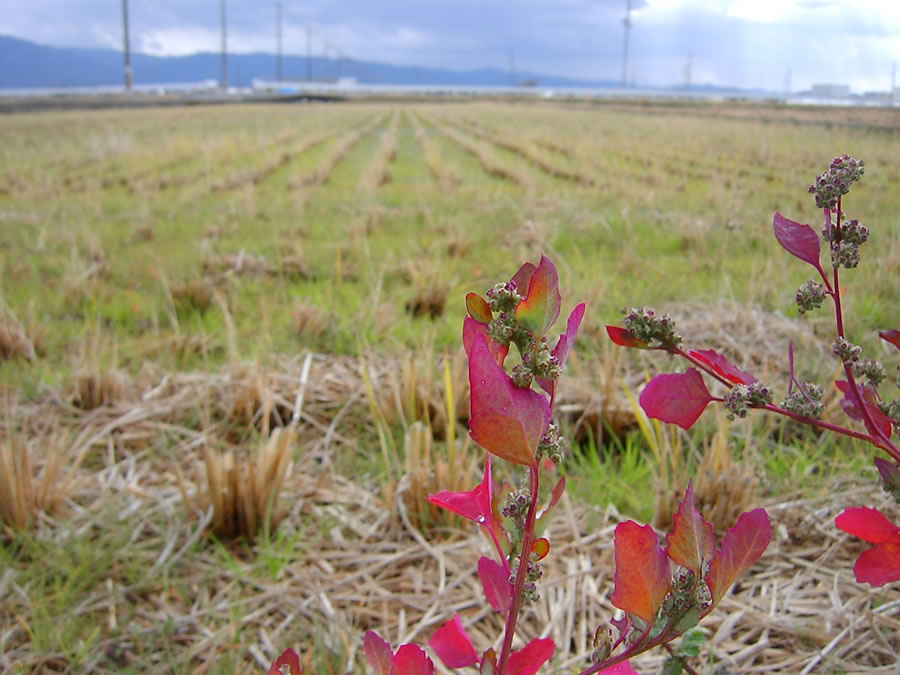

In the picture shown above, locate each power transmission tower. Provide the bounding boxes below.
[276,1,283,81]
[622,0,632,86]
[306,24,312,81]
[684,52,692,89]
[220,0,228,89]
[121,0,132,90]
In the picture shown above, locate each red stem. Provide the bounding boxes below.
[497,462,540,673]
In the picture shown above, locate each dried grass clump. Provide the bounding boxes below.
[203,250,274,277]
[72,370,131,410]
[403,262,451,319]
[0,316,36,363]
[179,427,296,539]
[171,279,214,313]
[292,299,331,340]
[224,364,293,432]
[0,433,83,531]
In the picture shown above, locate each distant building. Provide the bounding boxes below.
[810,83,850,98]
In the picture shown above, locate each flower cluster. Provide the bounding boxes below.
[780,382,825,419]
[808,154,865,209]
[621,307,682,348]
[795,280,827,314]
[724,382,774,420]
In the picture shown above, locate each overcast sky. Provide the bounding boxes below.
[3,1,899,92]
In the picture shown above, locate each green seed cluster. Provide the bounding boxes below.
[622,307,682,349]
[537,423,567,465]
[809,155,865,209]
[796,280,827,314]
[880,399,900,427]
[826,218,869,270]
[781,382,825,418]
[853,358,886,388]
[724,382,773,419]
[507,557,544,604]
[832,336,862,363]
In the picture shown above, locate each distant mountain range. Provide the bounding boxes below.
[0,34,756,94]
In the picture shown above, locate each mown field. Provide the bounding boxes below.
[1,100,899,673]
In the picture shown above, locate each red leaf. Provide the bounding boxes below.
[364,631,394,675]
[878,329,900,351]
[391,644,436,675]
[835,380,893,438]
[428,457,494,526]
[510,261,536,296]
[538,303,586,395]
[853,541,900,587]
[269,648,303,675]
[705,509,771,608]
[606,325,649,349]
[515,254,562,338]
[506,637,555,675]
[538,475,566,521]
[640,369,715,430]
[463,316,509,367]
[468,333,550,466]
[478,556,512,612]
[428,614,479,669]
[666,481,715,578]
[835,506,900,544]
[773,212,824,275]
[611,521,671,624]
[466,292,493,324]
[532,537,551,561]
[875,458,900,494]
[688,349,756,385]
[598,663,639,675]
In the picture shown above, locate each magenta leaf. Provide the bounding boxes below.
[773,212,824,275]
[598,663,639,674]
[688,348,756,385]
[538,475,566,521]
[391,644,436,675]
[364,631,394,675]
[428,614,479,669]
[875,458,900,494]
[835,380,893,438]
[510,261,536,297]
[515,254,562,338]
[468,333,551,466]
[852,541,900,587]
[269,648,303,675]
[427,457,494,526]
[835,506,900,544]
[611,521,672,624]
[506,637,555,675]
[878,329,900,351]
[606,325,649,349]
[666,481,715,578]
[463,316,509,367]
[466,292,493,324]
[538,303,586,395]
[640,368,715,430]
[478,556,512,612]
[705,509,771,609]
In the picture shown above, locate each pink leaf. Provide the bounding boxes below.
[428,614,479,669]
[364,631,394,675]
[773,212,824,275]
[391,644,436,675]
[463,316,509,367]
[598,663,639,674]
[875,458,900,494]
[705,509,771,609]
[835,380,893,438]
[835,507,900,544]
[478,556,512,612]
[515,254,562,338]
[510,261,537,297]
[688,349,757,385]
[611,521,672,624]
[878,329,900,351]
[269,648,303,675]
[466,292,493,324]
[538,475,566,521]
[468,333,550,466]
[538,303,586,394]
[427,457,494,526]
[852,541,900,587]
[606,325,649,349]
[640,369,715,430]
[506,637,555,675]
[666,481,716,578]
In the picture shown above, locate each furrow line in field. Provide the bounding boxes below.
[407,110,460,192]
[287,112,389,189]
[440,115,594,186]
[420,113,530,187]
[358,110,400,195]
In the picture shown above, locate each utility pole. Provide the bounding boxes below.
[306,24,312,81]
[622,0,632,87]
[121,0,133,90]
[276,1,283,81]
[684,52,692,89]
[220,0,228,90]
[509,48,516,87]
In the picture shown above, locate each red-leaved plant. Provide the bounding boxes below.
[271,254,771,673]
[607,155,900,587]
